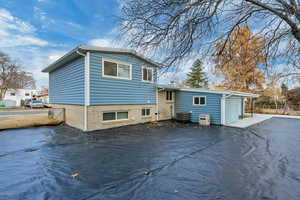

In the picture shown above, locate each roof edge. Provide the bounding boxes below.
[42,46,81,73]
[42,46,162,73]
[157,84,258,97]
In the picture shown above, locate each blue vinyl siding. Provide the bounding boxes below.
[175,91,222,124]
[49,57,84,105]
[89,52,157,105]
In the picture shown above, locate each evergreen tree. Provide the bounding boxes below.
[186,59,208,88]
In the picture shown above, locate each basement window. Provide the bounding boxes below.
[103,60,131,80]
[142,108,151,116]
[193,96,206,106]
[103,111,129,121]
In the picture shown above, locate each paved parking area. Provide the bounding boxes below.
[0,119,300,200]
[226,114,300,128]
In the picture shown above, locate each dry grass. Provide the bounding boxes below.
[0,113,61,130]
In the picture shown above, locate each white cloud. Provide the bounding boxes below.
[0,8,57,88]
[0,35,48,47]
[0,8,35,33]
[88,38,113,47]
[0,8,49,47]
[33,6,56,29]
[48,52,65,62]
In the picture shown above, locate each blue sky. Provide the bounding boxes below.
[1,1,293,89]
[0,0,123,88]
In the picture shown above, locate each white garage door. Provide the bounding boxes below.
[225,97,242,124]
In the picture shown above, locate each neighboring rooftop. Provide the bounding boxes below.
[42,46,162,73]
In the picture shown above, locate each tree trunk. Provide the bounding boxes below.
[0,88,7,101]
[292,28,300,43]
[274,96,278,110]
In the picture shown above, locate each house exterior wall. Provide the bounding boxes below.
[158,90,175,120]
[48,51,159,131]
[175,91,222,124]
[86,104,156,131]
[89,52,157,105]
[49,104,85,130]
[49,57,85,105]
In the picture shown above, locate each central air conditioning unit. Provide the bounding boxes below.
[199,114,210,126]
[176,112,191,122]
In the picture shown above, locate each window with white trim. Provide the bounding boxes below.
[193,96,206,106]
[10,93,15,96]
[103,60,131,79]
[103,111,128,121]
[166,91,173,101]
[141,108,151,116]
[142,67,153,82]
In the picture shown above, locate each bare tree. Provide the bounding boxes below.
[0,51,36,100]
[120,0,300,77]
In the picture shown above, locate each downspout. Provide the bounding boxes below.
[76,50,90,131]
[221,94,226,125]
[156,87,159,121]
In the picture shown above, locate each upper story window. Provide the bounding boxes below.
[10,93,15,96]
[193,96,206,106]
[142,67,153,82]
[25,93,30,96]
[103,60,131,80]
[166,91,173,101]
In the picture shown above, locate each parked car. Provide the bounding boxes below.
[25,100,44,108]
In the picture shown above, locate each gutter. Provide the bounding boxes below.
[76,50,86,57]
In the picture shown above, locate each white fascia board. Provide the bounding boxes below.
[179,88,231,95]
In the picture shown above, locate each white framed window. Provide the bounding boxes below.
[193,96,206,106]
[142,67,153,82]
[166,91,173,101]
[10,93,15,96]
[141,108,151,116]
[103,111,129,121]
[25,93,30,96]
[102,59,132,80]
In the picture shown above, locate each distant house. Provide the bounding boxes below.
[36,89,49,104]
[42,46,257,131]
[3,89,37,107]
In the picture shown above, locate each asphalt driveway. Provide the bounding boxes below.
[0,118,300,200]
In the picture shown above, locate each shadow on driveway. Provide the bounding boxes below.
[0,119,300,200]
